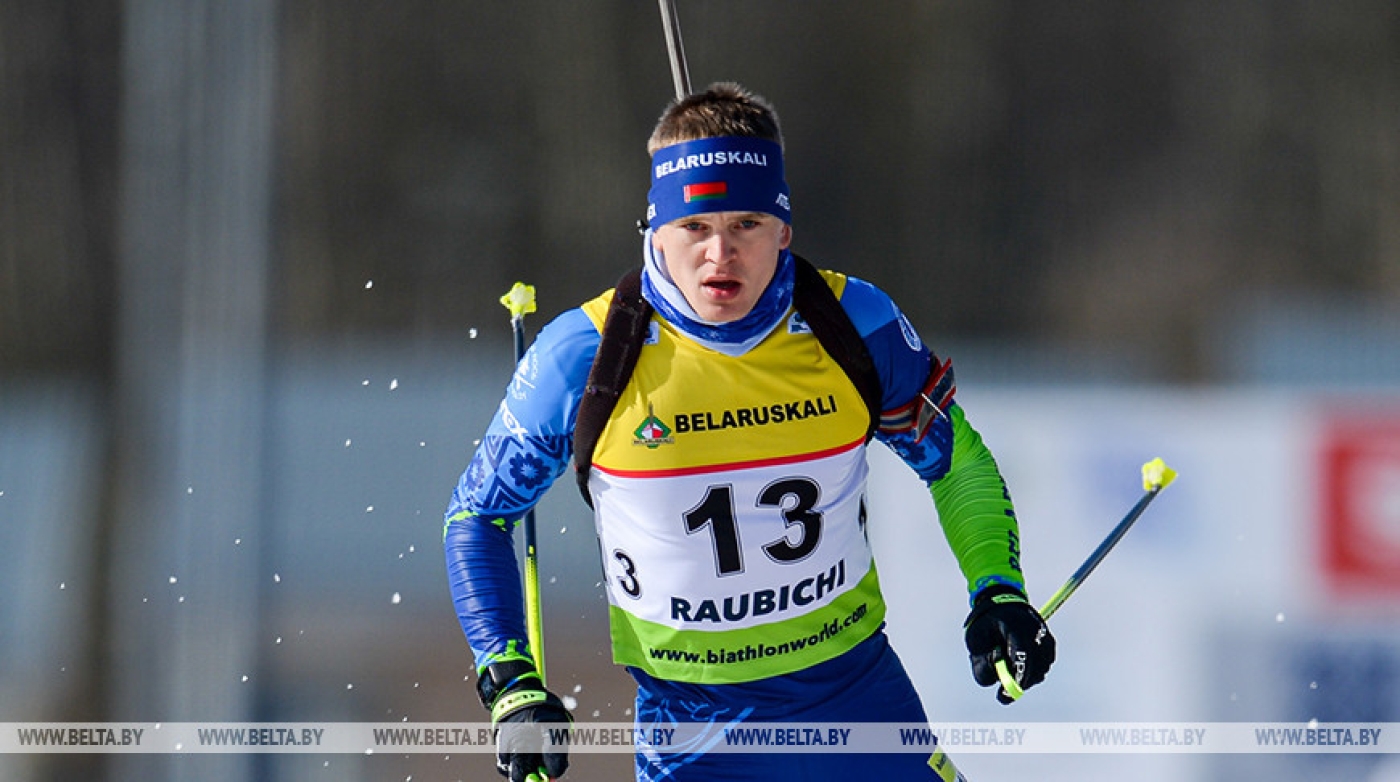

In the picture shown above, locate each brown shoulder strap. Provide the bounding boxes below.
[573,269,651,507]
[791,255,882,440]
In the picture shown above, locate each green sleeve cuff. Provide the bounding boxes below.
[928,404,1025,600]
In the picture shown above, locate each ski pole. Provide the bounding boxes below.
[657,0,691,100]
[994,457,1179,700]
[499,282,546,685]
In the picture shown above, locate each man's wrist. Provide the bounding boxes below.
[477,659,540,711]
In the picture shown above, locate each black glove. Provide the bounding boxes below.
[478,660,572,781]
[963,587,1056,704]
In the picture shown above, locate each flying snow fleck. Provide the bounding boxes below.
[365,280,374,289]
[562,696,578,710]
[391,592,402,605]
[169,576,178,585]
[469,328,478,339]
[1275,613,1286,623]
[390,379,399,390]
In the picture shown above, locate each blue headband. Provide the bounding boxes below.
[647,136,791,226]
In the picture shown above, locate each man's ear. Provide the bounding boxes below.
[779,223,793,250]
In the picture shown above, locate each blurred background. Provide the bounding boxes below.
[2,1,1398,780]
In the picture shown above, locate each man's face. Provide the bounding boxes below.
[651,211,792,323]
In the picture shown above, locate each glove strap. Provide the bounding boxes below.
[491,687,549,724]
[963,586,1029,629]
[989,593,1029,606]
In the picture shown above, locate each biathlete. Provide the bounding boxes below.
[444,82,1056,782]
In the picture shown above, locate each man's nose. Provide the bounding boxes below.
[703,232,736,264]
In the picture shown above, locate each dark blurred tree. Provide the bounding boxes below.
[0,0,119,376]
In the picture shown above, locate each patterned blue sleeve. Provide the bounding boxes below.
[838,276,955,483]
[443,307,599,671]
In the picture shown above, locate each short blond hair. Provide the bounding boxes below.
[646,82,784,155]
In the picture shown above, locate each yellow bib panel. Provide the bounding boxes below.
[580,271,887,684]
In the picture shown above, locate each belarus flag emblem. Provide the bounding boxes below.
[683,181,727,203]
